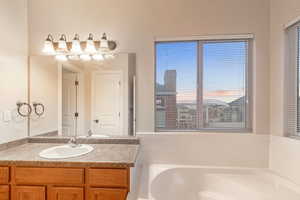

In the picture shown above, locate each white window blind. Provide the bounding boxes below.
[285,22,300,136]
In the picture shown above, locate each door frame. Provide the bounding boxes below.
[57,63,85,136]
[91,69,123,135]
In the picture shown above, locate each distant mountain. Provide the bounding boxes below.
[203,99,229,106]
[229,96,245,106]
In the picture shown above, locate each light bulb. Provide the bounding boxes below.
[104,53,115,60]
[55,54,68,62]
[92,54,104,61]
[68,55,80,60]
[85,33,96,53]
[71,34,82,54]
[58,34,68,52]
[99,33,109,52]
[42,34,55,54]
[80,54,91,61]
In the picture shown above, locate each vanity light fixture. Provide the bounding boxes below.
[80,54,92,61]
[42,33,117,61]
[57,34,68,52]
[71,34,82,54]
[104,53,115,60]
[42,34,55,54]
[99,33,109,52]
[55,54,68,62]
[92,54,104,61]
[85,33,97,54]
[68,55,80,61]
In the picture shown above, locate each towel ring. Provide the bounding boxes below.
[16,102,32,117]
[33,102,45,117]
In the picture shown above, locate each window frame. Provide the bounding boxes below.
[154,38,253,133]
[285,22,300,137]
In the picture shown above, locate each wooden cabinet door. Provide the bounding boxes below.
[0,185,9,200]
[11,186,45,200]
[89,188,127,200]
[48,187,83,200]
[0,167,9,184]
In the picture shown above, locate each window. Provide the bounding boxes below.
[155,39,252,131]
[286,22,300,136]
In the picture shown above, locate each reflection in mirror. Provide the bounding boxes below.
[29,53,136,138]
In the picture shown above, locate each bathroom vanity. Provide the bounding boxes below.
[0,138,139,200]
[0,31,138,200]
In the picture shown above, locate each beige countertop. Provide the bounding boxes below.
[0,143,139,168]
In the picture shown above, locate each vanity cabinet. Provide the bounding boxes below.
[2,166,130,200]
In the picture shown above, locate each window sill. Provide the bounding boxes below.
[154,128,252,134]
[288,135,300,140]
[137,129,253,136]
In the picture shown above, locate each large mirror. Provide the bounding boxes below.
[29,53,136,138]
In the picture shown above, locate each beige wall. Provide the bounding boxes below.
[30,56,58,136]
[0,0,28,143]
[28,0,270,134]
[269,0,300,185]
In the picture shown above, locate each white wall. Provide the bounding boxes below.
[138,133,270,167]
[269,136,300,185]
[269,0,300,185]
[0,0,28,143]
[27,0,270,134]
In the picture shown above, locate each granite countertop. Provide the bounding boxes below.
[0,143,139,168]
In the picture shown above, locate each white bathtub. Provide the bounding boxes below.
[146,165,300,200]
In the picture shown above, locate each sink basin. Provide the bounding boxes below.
[39,144,94,159]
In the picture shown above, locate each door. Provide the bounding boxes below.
[89,188,127,200]
[62,72,77,136]
[48,187,83,200]
[11,186,45,200]
[0,186,8,200]
[92,71,122,135]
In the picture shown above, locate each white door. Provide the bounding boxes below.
[92,71,122,135]
[62,72,77,136]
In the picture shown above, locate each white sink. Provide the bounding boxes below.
[39,144,94,159]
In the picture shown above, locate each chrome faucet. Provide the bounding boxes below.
[68,137,80,148]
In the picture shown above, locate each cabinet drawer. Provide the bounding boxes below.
[11,186,45,200]
[15,167,84,185]
[89,188,127,200]
[88,169,128,187]
[48,187,84,200]
[0,185,9,200]
[0,167,9,184]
